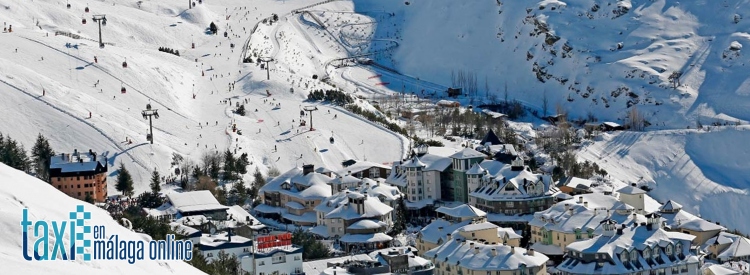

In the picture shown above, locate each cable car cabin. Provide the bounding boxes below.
[82,18,87,24]
[85,7,89,12]
[122,61,128,68]
[146,134,152,141]
[121,87,126,93]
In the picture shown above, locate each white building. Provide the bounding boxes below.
[199,232,303,275]
[417,209,521,257]
[703,232,750,263]
[467,159,559,215]
[257,165,333,226]
[557,213,700,275]
[424,231,548,275]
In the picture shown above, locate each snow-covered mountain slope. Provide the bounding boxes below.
[0,0,406,195]
[0,163,206,274]
[577,126,750,234]
[352,0,750,126]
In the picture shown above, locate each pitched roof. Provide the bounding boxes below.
[617,185,647,195]
[424,238,548,270]
[718,236,750,260]
[565,177,594,190]
[450,147,486,159]
[659,200,683,211]
[466,163,486,175]
[480,129,502,145]
[436,204,487,219]
[167,190,229,213]
[50,152,107,173]
[325,196,393,220]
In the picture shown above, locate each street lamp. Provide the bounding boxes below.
[141,103,160,144]
[91,15,107,48]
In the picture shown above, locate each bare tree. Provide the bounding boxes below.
[627,105,645,131]
[668,71,682,89]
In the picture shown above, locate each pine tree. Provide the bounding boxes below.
[188,247,213,274]
[150,169,161,194]
[0,133,30,172]
[390,198,410,235]
[31,134,57,181]
[116,163,135,197]
[84,192,95,204]
[251,167,265,190]
[222,149,236,181]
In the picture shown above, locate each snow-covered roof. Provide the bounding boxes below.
[707,265,741,275]
[254,203,283,214]
[144,202,178,218]
[561,224,699,274]
[402,155,426,168]
[419,219,472,244]
[325,196,393,220]
[436,204,487,219]
[450,148,485,159]
[282,211,317,223]
[49,152,106,173]
[356,180,402,201]
[481,109,507,119]
[487,144,517,156]
[530,242,564,255]
[497,227,522,240]
[309,225,330,238]
[718,235,750,260]
[285,201,305,210]
[404,198,435,210]
[660,209,725,232]
[617,185,647,195]
[335,161,389,176]
[315,167,333,174]
[339,232,393,243]
[226,205,265,230]
[659,200,683,212]
[170,222,201,237]
[167,190,229,213]
[458,221,499,232]
[470,162,558,201]
[292,171,334,187]
[530,193,646,234]
[602,122,622,128]
[347,219,387,230]
[466,163,486,175]
[424,239,548,271]
[330,174,361,185]
[565,177,594,190]
[199,232,252,249]
[261,167,333,200]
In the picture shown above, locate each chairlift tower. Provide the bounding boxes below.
[91,15,107,48]
[259,57,274,80]
[302,105,318,131]
[141,103,160,144]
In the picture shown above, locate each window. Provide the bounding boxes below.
[259,261,265,266]
[665,244,673,256]
[643,247,651,259]
[506,201,514,207]
[671,266,679,274]
[207,253,213,257]
[58,185,61,189]
[620,251,628,262]
[77,184,81,188]
[57,177,61,182]
[630,250,638,263]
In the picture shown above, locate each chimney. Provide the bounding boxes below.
[527,248,535,256]
[578,196,584,203]
[438,226,443,232]
[564,203,570,211]
[616,228,623,235]
[73,149,78,156]
[632,213,637,220]
[446,233,451,241]
[510,246,515,253]
[474,247,480,254]
[79,158,83,164]
[584,201,589,208]
[302,164,314,175]
[491,248,497,256]
[631,183,637,187]
[469,242,474,249]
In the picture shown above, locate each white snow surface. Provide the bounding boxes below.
[0,0,405,196]
[0,163,205,274]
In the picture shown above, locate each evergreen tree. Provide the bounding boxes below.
[116,163,135,197]
[229,180,247,206]
[188,247,213,274]
[222,149,236,181]
[236,153,249,174]
[0,133,30,172]
[390,198,410,235]
[292,229,330,260]
[150,169,161,194]
[209,250,244,275]
[84,192,95,204]
[209,22,218,34]
[31,133,55,182]
[252,167,265,190]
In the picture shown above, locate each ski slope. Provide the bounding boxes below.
[577,126,750,234]
[0,0,406,195]
[0,162,205,274]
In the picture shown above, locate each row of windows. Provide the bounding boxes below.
[57,183,98,189]
[56,175,98,181]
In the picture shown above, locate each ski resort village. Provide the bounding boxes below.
[3,0,750,274]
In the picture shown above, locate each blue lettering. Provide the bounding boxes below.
[20,209,32,261]
[51,221,68,260]
[148,240,157,260]
[33,221,49,260]
[93,225,105,239]
[185,241,193,261]
[136,241,144,263]
[93,240,107,259]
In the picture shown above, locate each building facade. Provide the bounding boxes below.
[50,150,108,202]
